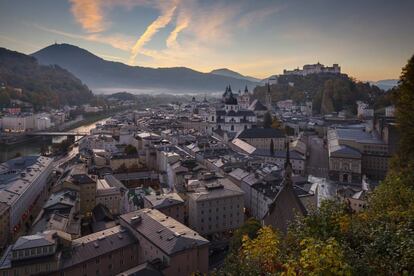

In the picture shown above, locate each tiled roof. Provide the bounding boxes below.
[64,225,136,268]
[237,128,285,139]
[248,99,267,111]
[144,193,184,209]
[120,209,209,256]
[13,233,55,250]
[187,177,244,201]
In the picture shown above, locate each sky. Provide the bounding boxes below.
[0,0,413,81]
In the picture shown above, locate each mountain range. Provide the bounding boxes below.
[0,47,93,108]
[32,44,259,94]
[369,79,399,90]
[210,68,261,83]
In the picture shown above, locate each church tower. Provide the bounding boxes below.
[266,83,272,110]
[284,138,293,182]
[238,85,251,110]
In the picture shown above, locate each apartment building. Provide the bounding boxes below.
[187,175,244,236]
[120,209,209,275]
[0,156,53,240]
[143,193,186,224]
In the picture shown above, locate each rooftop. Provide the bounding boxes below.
[331,128,384,144]
[144,193,184,209]
[237,128,285,139]
[120,209,209,256]
[0,155,53,206]
[187,176,244,201]
[65,225,136,268]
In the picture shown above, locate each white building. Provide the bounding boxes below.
[1,115,35,132]
[95,175,127,215]
[35,116,51,131]
[385,105,395,117]
[357,101,374,118]
[208,87,257,134]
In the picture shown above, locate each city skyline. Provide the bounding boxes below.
[1,0,414,81]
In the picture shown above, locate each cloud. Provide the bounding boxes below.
[238,5,283,29]
[62,0,287,77]
[69,0,105,33]
[33,24,134,52]
[166,15,189,48]
[129,4,177,65]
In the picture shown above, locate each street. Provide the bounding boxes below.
[306,135,329,178]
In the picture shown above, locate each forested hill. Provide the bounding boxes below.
[0,47,93,109]
[253,73,390,115]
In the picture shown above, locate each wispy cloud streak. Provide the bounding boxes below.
[129,5,177,65]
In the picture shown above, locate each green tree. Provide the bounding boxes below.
[393,54,414,173]
[284,237,351,276]
[124,144,138,155]
[229,218,261,251]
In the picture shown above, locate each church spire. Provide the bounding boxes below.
[244,85,248,94]
[266,83,272,110]
[284,138,293,183]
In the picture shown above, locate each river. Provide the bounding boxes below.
[0,118,109,163]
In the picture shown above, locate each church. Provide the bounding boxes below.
[207,85,269,137]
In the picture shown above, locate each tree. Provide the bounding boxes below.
[263,112,272,128]
[271,116,283,129]
[270,139,275,156]
[284,237,351,275]
[241,227,281,274]
[116,163,128,173]
[229,218,261,251]
[393,54,414,173]
[124,144,137,155]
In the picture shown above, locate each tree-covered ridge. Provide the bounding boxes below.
[220,55,414,275]
[253,73,390,115]
[0,47,93,109]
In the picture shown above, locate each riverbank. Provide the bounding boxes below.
[0,112,114,162]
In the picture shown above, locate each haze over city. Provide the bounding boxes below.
[1,0,414,81]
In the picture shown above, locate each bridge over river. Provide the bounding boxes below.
[26,132,89,137]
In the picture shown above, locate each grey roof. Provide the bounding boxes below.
[114,171,158,181]
[64,225,136,268]
[187,177,244,201]
[333,128,384,144]
[43,190,78,210]
[329,144,362,158]
[144,193,184,210]
[104,174,127,190]
[229,168,250,181]
[237,128,285,139]
[216,110,256,117]
[12,234,55,250]
[71,174,95,185]
[263,180,307,233]
[0,155,53,205]
[120,209,209,256]
[253,149,305,160]
[117,262,163,276]
[249,99,268,111]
